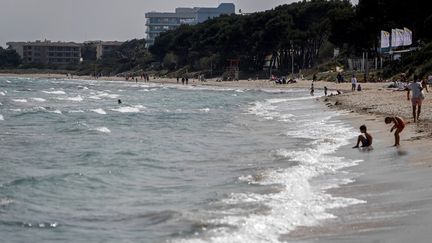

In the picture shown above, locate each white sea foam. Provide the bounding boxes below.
[0,91,5,96]
[31,98,46,102]
[248,101,280,120]
[93,92,120,99]
[57,95,83,102]
[0,114,4,121]
[12,99,28,103]
[88,95,101,100]
[177,97,364,243]
[199,108,210,112]
[94,127,111,133]
[69,110,84,113]
[49,110,62,114]
[133,105,146,109]
[111,107,140,113]
[43,90,66,95]
[92,108,107,115]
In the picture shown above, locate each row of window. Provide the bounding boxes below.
[24,52,79,57]
[148,17,196,24]
[24,58,78,63]
[48,53,79,57]
[23,46,79,52]
[48,58,78,63]
[148,25,175,31]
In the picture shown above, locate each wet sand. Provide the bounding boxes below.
[284,112,432,243]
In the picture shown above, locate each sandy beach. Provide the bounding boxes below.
[2,73,432,242]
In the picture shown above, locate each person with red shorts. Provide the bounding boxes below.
[407,76,425,123]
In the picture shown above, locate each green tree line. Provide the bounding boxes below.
[2,0,431,77]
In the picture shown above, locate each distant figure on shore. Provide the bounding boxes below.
[181,77,185,85]
[351,75,357,91]
[337,73,343,83]
[185,77,189,85]
[357,84,362,91]
[310,83,314,96]
[353,125,373,148]
[385,116,405,147]
[421,78,429,93]
[118,99,122,104]
[177,77,180,84]
[407,75,425,123]
[324,86,328,96]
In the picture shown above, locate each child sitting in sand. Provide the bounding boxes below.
[385,116,405,146]
[353,125,373,148]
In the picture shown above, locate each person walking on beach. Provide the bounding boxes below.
[351,75,357,91]
[385,116,405,147]
[310,83,314,96]
[353,125,373,148]
[324,86,328,96]
[407,76,425,123]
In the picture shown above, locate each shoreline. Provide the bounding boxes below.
[2,73,432,242]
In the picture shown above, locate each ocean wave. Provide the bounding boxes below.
[0,198,13,206]
[111,107,140,113]
[12,99,28,103]
[31,97,46,102]
[97,93,120,99]
[0,91,5,96]
[48,110,62,114]
[42,90,66,95]
[57,95,83,102]
[94,127,111,133]
[91,108,107,115]
[0,114,4,121]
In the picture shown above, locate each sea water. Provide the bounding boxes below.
[0,77,364,242]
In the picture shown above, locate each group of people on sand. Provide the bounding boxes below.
[353,74,428,149]
[176,77,189,85]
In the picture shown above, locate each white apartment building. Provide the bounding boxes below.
[145,3,235,46]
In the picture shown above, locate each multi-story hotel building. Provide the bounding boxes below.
[84,41,124,60]
[145,3,235,46]
[7,40,82,65]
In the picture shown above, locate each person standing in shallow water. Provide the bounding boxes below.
[385,116,405,147]
[407,75,424,123]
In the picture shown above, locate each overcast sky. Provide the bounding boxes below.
[0,0,357,47]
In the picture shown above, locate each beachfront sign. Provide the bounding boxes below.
[389,28,412,47]
[403,27,412,46]
[380,30,390,48]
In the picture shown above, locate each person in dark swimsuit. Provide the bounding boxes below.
[353,125,373,148]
